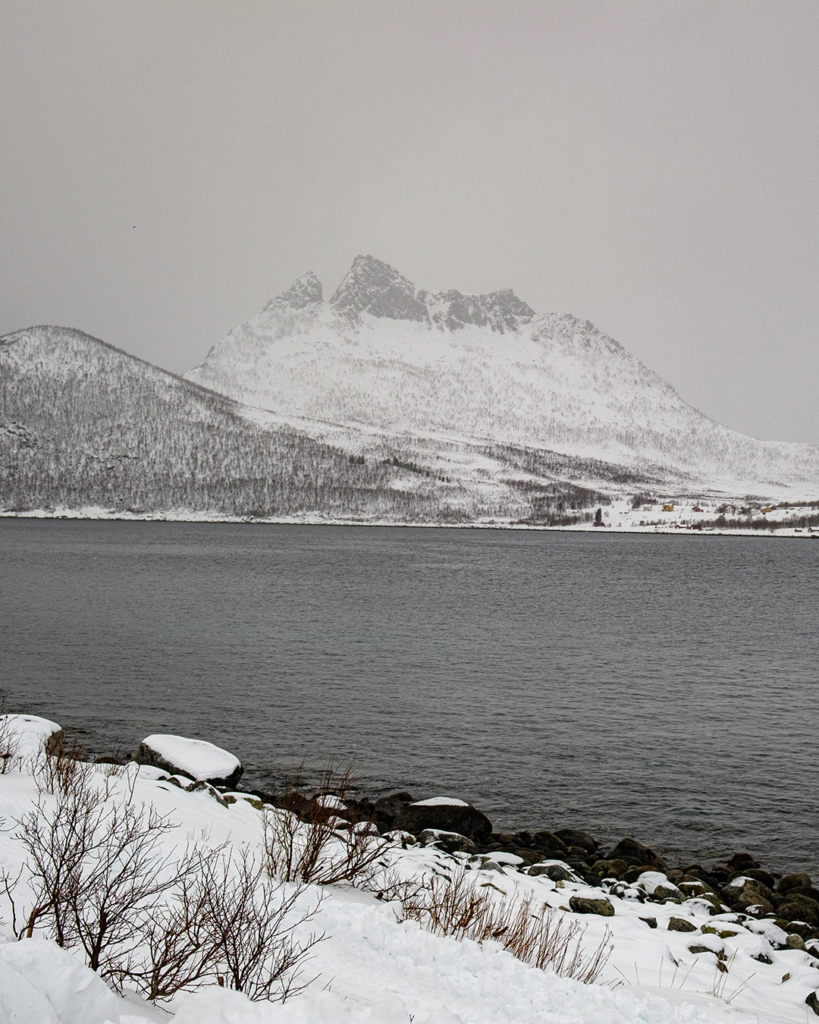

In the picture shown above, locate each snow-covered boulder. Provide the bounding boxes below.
[395,796,492,840]
[0,938,120,1024]
[0,713,63,764]
[133,733,243,788]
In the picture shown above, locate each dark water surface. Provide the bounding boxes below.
[1,520,817,873]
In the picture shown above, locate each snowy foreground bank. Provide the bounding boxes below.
[0,717,817,1024]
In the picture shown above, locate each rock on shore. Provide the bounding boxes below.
[133,734,243,789]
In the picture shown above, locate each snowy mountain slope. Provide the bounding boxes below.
[0,326,447,518]
[186,256,819,498]
[3,325,624,523]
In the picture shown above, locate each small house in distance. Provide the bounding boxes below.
[663,503,675,512]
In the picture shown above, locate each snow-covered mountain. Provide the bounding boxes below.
[186,255,819,498]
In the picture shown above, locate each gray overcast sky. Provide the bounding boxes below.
[2,0,818,444]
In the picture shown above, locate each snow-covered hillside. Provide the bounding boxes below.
[0,326,448,519]
[186,256,819,499]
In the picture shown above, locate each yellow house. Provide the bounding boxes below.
[663,503,675,512]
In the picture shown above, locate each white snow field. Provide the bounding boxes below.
[186,255,819,502]
[0,714,816,1024]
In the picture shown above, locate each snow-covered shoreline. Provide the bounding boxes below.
[2,506,818,539]
[1,714,818,1023]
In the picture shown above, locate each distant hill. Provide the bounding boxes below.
[0,326,453,520]
[186,255,819,499]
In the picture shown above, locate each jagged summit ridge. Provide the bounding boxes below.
[329,255,429,323]
[264,271,323,312]
[423,288,535,334]
[257,255,539,333]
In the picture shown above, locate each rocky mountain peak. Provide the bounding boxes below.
[264,271,323,312]
[422,288,536,334]
[329,255,429,323]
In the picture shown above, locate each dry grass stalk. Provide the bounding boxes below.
[263,761,390,886]
[401,867,612,984]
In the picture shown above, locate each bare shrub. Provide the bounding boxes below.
[263,762,390,886]
[15,762,324,1003]
[118,846,322,1003]
[0,715,20,774]
[363,867,429,908]
[401,868,612,984]
[199,848,323,1001]
[116,849,215,1001]
[0,698,26,774]
[16,766,181,973]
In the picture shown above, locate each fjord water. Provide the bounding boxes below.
[2,520,817,873]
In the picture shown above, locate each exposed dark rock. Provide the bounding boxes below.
[668,917,697,932]
[531,831,568,857]
[652,884,683,903]
[726,852,760,872]
[248,788,277,806]
[607,838,667,872]
[554,828,598,855]
[273,790,310,815]
[677,877,715,897]
[622,866,650,884]
[569,896,614,917]
[806,990,819,1016]
[489,833,522,849]
[778,873,812,894]
[395,801,492,840]
[565,846,599,866]
[721,877,775,907]
[44,729,65,756]
[373,792,414,825]
[777,918,819,940]
[417,829,477,854]
[735,893,774,917]
[528,863,576,882]
[738,868,776,889]
[786,885,819,904]
[186,780,231,808]
[509,848,542,866]
[591,858,629,879]
[640,917,658,929]
[777,896,819,927]
[701,924,739,939]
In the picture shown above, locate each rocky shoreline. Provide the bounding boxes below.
[120,732,819,961]
[314,791,819,950]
